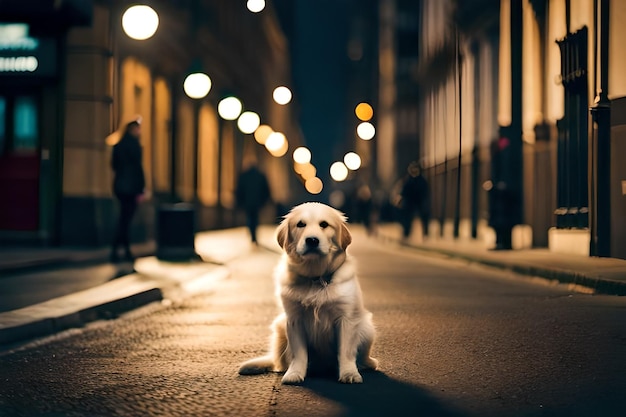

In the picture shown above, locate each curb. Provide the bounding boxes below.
[0,262,229,348]
[0,288,162,347]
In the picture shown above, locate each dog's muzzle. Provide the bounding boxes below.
[305,237,319,248]
[302,236,322,255]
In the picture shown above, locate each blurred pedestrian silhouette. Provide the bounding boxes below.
[354,183,374,234]
[399,161,430,240]
[236,159,271,244]
[110,119,145,262]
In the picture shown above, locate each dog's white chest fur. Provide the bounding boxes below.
[276,256,358,309]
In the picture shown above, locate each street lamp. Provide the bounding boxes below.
[273,86,292,105]
[183,72,212,99]
[295,162,316,180]
[344,152,362,170]
[265,132,288,157]
[254,124,273,145]
[330,161,349,182]
[293,147,311,164]
[218,96,243,120]
[355,102,374,121]
[237,111,261,134]
[121,5,159,40]
[357,122,375,140]
[305,177,323,194]
[246,0,266,13]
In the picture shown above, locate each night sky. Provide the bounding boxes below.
[274,0,353,203]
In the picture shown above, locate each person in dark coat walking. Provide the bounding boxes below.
[236,160,271,244]
[110,119,145,262]
[399,161,430,240]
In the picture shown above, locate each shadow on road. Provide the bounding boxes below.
[302,370,469,417]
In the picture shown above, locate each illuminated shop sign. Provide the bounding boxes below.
[0,23,56,77]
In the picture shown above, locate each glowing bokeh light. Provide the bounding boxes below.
[237,111,260,134]
[273,86,292,105]
[183,72,211,99]
[246,0,265,13]
[330,161,349,182]
[122,5,159,40]
[305,177,323,194]
[269,137,289,157]
[254,124,273,144]
[218,96,242,120]
[295,162,317,180]
[356,122,375,140]
[265,132,286,152]
[292,147,311,164]
[343,152,361,170]
[355,102,373,121]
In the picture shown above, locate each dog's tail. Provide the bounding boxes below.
[238,355,276,375]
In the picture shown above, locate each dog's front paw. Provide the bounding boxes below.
[282,370,305,385]
[339,370,363,384]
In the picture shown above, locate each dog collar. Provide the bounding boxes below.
[299,271,334,287]
[315,273,334,287]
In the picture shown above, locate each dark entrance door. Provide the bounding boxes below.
[0,88,40,231]
[555,26,589,229]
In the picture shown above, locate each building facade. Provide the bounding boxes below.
[0,0,300,247]
[415,0,626,259]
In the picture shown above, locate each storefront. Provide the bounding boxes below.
[1,0,298,247]
[0,23,62,242]
[0,1,92,244]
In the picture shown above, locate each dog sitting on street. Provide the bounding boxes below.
[238,202,378,384]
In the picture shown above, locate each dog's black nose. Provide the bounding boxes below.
[305,237,319,248]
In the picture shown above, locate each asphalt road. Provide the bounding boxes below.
[1,234,626,417]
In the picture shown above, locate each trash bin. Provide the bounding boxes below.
[156,203,198,261]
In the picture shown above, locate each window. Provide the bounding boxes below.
[14,95,37,151]
[0,97,5,154]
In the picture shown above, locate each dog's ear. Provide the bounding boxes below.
[339,221,352,250]
[276,219,290,249]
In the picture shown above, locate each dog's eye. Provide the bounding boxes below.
[296,221,306,228]
[319,221,329,229]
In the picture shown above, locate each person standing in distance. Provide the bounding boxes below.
[110,119,145,262]
[399,161,430,241]
[236,158,271,244]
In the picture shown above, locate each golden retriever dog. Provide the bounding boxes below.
[239,202,378,384]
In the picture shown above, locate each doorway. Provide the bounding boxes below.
[0,88,40,231]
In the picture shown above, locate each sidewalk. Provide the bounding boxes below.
[0,227,274,347]
[2,223,626,347]
[375,223,626,296]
